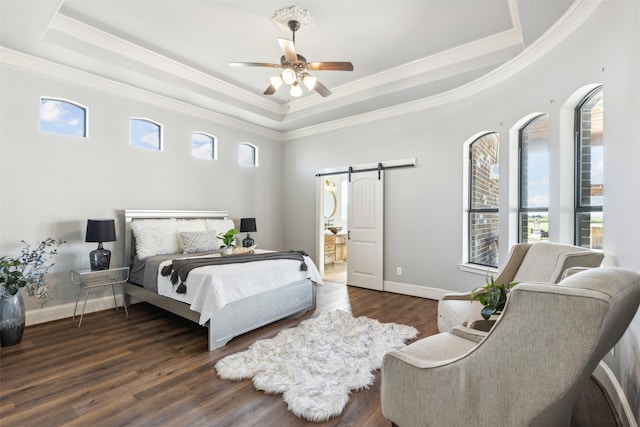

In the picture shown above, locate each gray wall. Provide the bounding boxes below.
[0,66,284,313]
[0,0,638,423]
[282,1,639,422]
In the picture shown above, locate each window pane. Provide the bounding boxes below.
[469,212,499,266]
[576,212,602,249]
[40,98,87,137]
[130,118,162,150]
[470,133,500,210]
[520,115,549,209]
[577,92,603,207]
[239,143,257,167]
[192,132,216,159]
[520,212,549,243]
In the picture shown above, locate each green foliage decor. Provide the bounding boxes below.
[217,229,239,247]
[0,238,65,300]
[470,275,518,320]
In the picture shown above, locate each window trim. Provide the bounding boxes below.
[518,113,549,243]
[130,117,163,151]
[573,85,603,247]
[192,131,217,160]
[39,97,88,138]
[238,142,258,167]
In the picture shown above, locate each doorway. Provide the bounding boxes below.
[318,169,385,290]
[320,175,348,284]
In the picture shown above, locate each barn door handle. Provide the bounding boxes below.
[348,230,351,240]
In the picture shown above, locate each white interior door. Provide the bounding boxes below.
[347,170,384,290]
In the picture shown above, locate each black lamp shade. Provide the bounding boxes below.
[240,218,257,248]
[240,218,257,233]
[86,219,116,271]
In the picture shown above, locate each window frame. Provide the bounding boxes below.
[518,113,550,243]
[130,117,163,151]
[39,97,88,138]
[467,132,500,268]
[574,86,603,248]
[238,142,258,167]
[191,131,217,160]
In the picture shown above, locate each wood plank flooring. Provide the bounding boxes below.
[0,283,619,426]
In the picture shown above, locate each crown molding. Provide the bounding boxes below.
[281,0,602,140]
[0,47,283,141]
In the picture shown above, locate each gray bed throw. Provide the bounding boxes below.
[161,250,309,294]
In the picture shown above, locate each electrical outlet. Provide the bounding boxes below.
[396,267,402,275]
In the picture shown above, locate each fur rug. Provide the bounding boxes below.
[214,310,418,422]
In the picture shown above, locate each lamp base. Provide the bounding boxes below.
[89,245,111,271]
[242,234,255,248]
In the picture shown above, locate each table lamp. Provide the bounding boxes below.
[86,219,116,271]
[240,218,257,248]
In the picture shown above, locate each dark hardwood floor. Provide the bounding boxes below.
[0,283,620,426]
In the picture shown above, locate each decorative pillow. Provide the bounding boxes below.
[179,230,220,254]
[131,219,179,259]
[176,219,207,251]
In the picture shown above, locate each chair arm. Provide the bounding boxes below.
[451,326,487,343]
[440,291,473,301]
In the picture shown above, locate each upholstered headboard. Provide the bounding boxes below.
[123,209,232,262]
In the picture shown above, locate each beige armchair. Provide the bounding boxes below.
[438,242,604,333]
[382,267,640,427]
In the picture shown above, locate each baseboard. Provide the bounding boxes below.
[593,361,639,427]
[25,294,126,326]
[383,280,448,300]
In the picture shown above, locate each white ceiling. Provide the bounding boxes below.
[0,0,576,134]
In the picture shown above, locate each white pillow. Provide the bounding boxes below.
[179,230,220,254]
[131,219,179,259]
[205,219,236,234]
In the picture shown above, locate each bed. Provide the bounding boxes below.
[122,209,321,350]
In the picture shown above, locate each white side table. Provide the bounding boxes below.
[71,266,129,327]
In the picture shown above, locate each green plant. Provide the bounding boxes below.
[0,238,65,300]
[216,229,238,247]
[470,275,518,320]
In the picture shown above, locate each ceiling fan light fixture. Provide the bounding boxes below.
[290,82,303,97]
[302,74,317,90]
[281,68,297,85]
[270,75,283,90]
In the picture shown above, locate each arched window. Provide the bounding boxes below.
[192,132,217,160]
[575,87,603,249]
[519,114,549,243]
[130,118,162,151]
[468,132,500,267]
[238,143,258,167]
[39,97,87,138]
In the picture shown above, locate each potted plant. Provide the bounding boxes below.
[470,274,518,321]
[217,229,238,255]
[0,238,65,346]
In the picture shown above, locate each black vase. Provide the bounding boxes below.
[0,292,26,347]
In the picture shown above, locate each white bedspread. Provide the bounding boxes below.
[156,250,322,325]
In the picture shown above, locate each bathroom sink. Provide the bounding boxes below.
[327,226,343,234]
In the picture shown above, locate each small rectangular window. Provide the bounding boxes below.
[192,132,217,159]
[40,97,87,138]
[239,143,258,167]
[130,118,162,151]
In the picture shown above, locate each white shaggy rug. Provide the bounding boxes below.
[214,310,418,422]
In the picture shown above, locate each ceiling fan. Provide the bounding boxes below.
[229,19,354,98]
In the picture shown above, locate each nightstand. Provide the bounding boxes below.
[71,266,129,326]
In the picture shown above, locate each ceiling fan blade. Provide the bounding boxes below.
[278,38,298,62]
[307,62,354,71]
[314,80,332,97]
[263,84,277,95]
[229,62,280,68]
